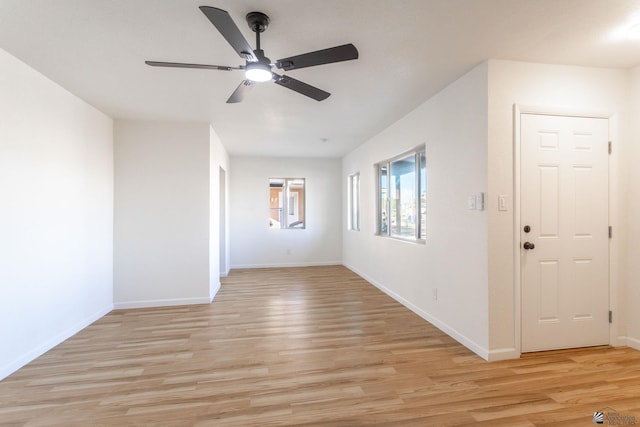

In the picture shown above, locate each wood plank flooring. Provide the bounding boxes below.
[1,265,639,426]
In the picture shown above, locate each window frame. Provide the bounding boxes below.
[348,172,360,231]
[268,177,306,229]
[375,146,426,242]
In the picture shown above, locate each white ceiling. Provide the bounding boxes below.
[1,0,640,158]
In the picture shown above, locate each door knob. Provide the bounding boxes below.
[523,242,535,250]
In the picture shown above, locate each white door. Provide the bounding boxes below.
[520,113,609,352]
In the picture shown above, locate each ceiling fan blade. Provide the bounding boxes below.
[272,73,330,101]
[145,61,241,71]
[275,43,358,71]
[226,80,254,103]
[199,6,257,62]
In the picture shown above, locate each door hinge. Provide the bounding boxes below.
[608,141,612,154]
[609,310,613,323]
[609,226,613,239]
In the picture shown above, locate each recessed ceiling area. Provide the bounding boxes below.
[1,0,640,158]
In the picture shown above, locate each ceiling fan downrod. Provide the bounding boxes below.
[246,11,269,51]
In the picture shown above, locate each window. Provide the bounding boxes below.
[376,146,426,241]
[348,173,360,231]
[269,178,305,229]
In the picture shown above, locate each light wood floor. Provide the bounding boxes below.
[1,266,639,426]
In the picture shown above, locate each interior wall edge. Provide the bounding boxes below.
[210,281,221,300]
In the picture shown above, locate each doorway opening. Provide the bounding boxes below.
[219,166,227,277]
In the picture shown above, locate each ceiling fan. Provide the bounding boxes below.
[145,6,359,103]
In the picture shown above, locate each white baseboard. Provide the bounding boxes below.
[611,335,629,348]
[487,347,520,361]
[625,336,640,351]
[114,296,213,310]
[343,263,503,362]
[0,304,113,381]
[230,261,342,269]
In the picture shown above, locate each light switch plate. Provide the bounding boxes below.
[476,192,484,211]
[498,194,508,211]
[468,195,476,210]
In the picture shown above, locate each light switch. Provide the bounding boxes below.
[467,195,476,210]
[498,194,508,211]
[476,192,484,211]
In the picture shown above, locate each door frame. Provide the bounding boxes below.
[513,104,619,355]
[219,166,228,278]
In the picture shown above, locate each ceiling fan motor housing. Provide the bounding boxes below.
[246,12,269,33]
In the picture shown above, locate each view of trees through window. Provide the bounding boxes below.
[376,147,426,241]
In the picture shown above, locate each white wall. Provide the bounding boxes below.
[487,60,629,356]
[342,62,490,358]
[626,65,640,349]
[230,156,342,268]
[0,48,113,380]
[114,121,213,308]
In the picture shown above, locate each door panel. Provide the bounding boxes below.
[539,166,559,237]
[521,114,609,352]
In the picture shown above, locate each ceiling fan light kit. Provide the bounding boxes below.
[145,6,358,103]
[244,62,272,82]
